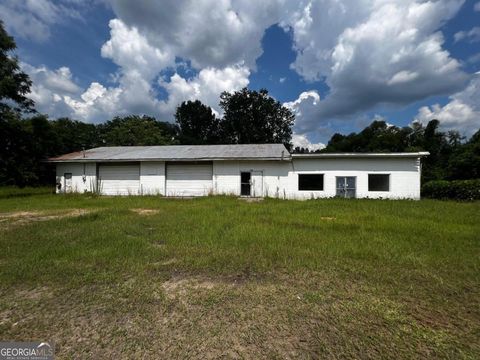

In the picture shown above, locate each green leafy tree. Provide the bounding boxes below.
[325,121,413,153]
[50,117,99,154]
[97,115,178,146]
[220,88,294,148]
[446,130,480,180]
[175,100,221,144]
[0,21,34,113]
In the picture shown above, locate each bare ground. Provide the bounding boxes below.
[1,272,477,359]
[0,209,92,227]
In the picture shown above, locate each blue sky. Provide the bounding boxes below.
[1,0,479,148]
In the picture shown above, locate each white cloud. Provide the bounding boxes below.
[21,63,83,117]
[18,0,471,148]
[101,19,174,80]
[284,91,320,133]
[0,0,83,42]
[475,2,480,11]
[414,75,480,135]
[388,71,419,85]
[285,0,467,135]
[454,27,480,43]
[158,65,250,117]
[107,0,284,70]
[292,134,325,151]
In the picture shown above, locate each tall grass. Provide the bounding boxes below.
[0,193,478,287]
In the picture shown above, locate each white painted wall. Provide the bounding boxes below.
[287,157,421,200]
[55,156,422,199]
[213,160,291,197]
[140,162,165,195]
[55,162,96,193]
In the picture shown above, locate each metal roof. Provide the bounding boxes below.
[292,152,430,158]
[48,144,291,162]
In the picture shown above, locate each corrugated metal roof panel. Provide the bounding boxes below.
[49,144,291,162]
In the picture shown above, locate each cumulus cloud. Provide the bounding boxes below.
[291,134,325,151]
[0,0,84,42]
[101,19,175,79]
[454,27,480,43]
[414,75,480,135]
[22,63,82,117]
[107,0,284,70]
[285,0,467,135]
[22,61,250,123]
[16,0,472,146]
[158,65,250,117]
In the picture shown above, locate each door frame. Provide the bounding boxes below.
[240,170,264,197]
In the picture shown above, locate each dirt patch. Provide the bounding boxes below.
[238,197,264,202]
[131,208,160,215]
[320,216,336,220]
[0,209,92,227]
[162,276,224,300]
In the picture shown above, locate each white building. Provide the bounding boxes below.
[49,144,429,200]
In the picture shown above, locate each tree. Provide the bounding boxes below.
[446,129,480,180]
[0,114,57,186]
[175,100,220,144]
[220,88,294,148]
[50,117,99,155]
[97,115,177,146]
[324,120,413,153]
[0,21,34,114]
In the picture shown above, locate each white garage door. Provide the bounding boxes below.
[98,164,140,195]
[166,163,213,196]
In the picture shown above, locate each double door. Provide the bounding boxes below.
[336,176,356,198]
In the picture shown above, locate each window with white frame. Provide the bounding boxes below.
[368,174,390,191]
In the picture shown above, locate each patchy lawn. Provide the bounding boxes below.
[0,188,479,359]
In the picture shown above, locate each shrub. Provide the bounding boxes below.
[422,179,480,200]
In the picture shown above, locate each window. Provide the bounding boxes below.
[368,174,390,191]
[298,174,324,191]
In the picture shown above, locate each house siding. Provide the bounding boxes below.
[56,162,96,193]
[55,156,422,199]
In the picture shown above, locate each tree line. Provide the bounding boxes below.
[1,20,479,187]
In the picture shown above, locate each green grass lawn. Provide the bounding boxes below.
[0,188,479,359]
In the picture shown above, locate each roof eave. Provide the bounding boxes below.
[291,152,430,159]
[48,156,292,163]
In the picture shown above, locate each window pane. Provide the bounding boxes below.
[368,174,390,191]
[346,189,356,198]
[336,177,344,189]
[346,177,356,189]
[298,174,324,191]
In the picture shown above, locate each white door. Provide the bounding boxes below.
[64,173,72,193]
[98,164,140,195]
[166,163,213,196]
[251,170,263,197]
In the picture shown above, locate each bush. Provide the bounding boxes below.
[422,179,480,200]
